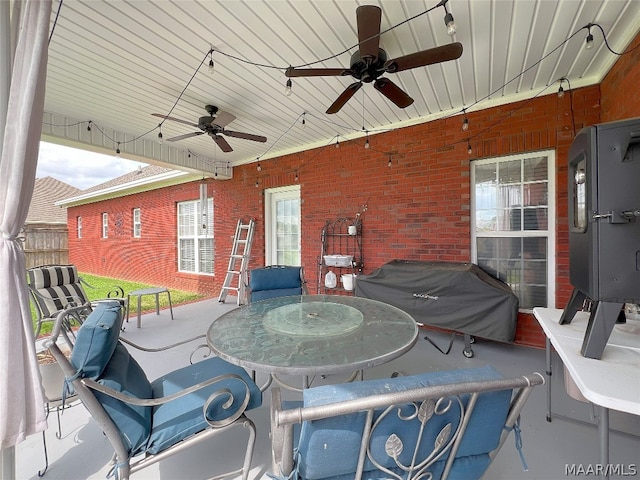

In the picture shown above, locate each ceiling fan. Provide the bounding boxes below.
[152,105,267,152]
[286,5,463,114]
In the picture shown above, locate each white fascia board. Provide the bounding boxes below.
[56,170,200,207]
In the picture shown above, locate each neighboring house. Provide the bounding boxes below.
[57,165,212,293]
[57,34,640,350]
[22,176,81,268]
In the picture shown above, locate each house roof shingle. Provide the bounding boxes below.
[27,177,82,224]
[80,164,174,194]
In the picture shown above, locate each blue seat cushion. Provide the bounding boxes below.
[70,300,123,380]
[250,266,302,291]
[147,356,262,455]
[296,365,511,480]
[251,287,302,302]
[96,343,153,456]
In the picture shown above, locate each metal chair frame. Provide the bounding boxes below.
[45,304,258,480]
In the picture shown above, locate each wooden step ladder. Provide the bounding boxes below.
[218,218,255,305]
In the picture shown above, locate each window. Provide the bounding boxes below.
[177,198,214,275]
[102,213,108,238]
[133,208,141,238]
[471,151,555,310]
[77,216,82,238]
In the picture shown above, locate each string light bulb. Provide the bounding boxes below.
[557,77,569,98]
[585,28,594,50]
[208,50,215,74]
[462,112,469,131]
[443,3,456,36]
[255,179,259,188]
[301,113,306,128]
[86,121,92,132]
[388,156,392,167]
[467,141,473,155]
[335,137,340,149]
[115,142,121,157]
[256,159,261,171]
[295,171,299,182]
[157,124,163,144]
[364,138,370,149]
[285,78,292,96]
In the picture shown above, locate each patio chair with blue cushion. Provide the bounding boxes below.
[270,366,544,480]
[27,264,126,338]
[248,265,307,303]
[45,300,262,480]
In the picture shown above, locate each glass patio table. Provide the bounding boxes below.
[206,295,418,386]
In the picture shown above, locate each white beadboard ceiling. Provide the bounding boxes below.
[42,0,640,176]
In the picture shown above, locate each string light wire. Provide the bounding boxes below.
[45,0,633,175]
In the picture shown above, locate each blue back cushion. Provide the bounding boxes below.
[296,365,511,480]
[147,356,262,455]
[70,300,123,380]
[250,266,302,291]
[96,343,153,456]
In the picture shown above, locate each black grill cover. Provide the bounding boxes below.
[356,260,518,343]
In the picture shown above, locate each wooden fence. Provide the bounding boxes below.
[21,224,69,268]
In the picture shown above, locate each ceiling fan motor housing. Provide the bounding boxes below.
[350,48,388,83]
[198,116,218,130]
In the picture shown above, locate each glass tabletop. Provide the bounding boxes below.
[206,295,418,376]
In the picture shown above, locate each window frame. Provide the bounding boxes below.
[177,198,214,275]
[133,208,141,238]
[470,150,556,311]
[102,212,108,238]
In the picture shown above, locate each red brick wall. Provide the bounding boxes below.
[68,182,218,295]
[69,33,638,347]
[214,86,601,348]
[600,32,640,122]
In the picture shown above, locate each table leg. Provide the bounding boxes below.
[137,295,142,329]
[546,336,552,422]
[154,293,160,315]
[126,295,131,323]
[599,405,610,479]
[167,290,174,319]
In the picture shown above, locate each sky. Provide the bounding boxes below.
[36,141,147,190]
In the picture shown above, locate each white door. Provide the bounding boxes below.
[265,185,301,266]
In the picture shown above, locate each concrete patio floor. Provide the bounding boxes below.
[18,297,640,480]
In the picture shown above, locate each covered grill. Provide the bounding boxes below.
[356,260,519,356]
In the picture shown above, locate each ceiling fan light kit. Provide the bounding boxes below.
[285,5,463,114]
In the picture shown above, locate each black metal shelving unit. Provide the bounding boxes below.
[317,217,363,294]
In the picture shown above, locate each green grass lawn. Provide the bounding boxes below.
[32,273,204,336]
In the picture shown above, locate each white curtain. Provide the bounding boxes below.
[0,0,51,452]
